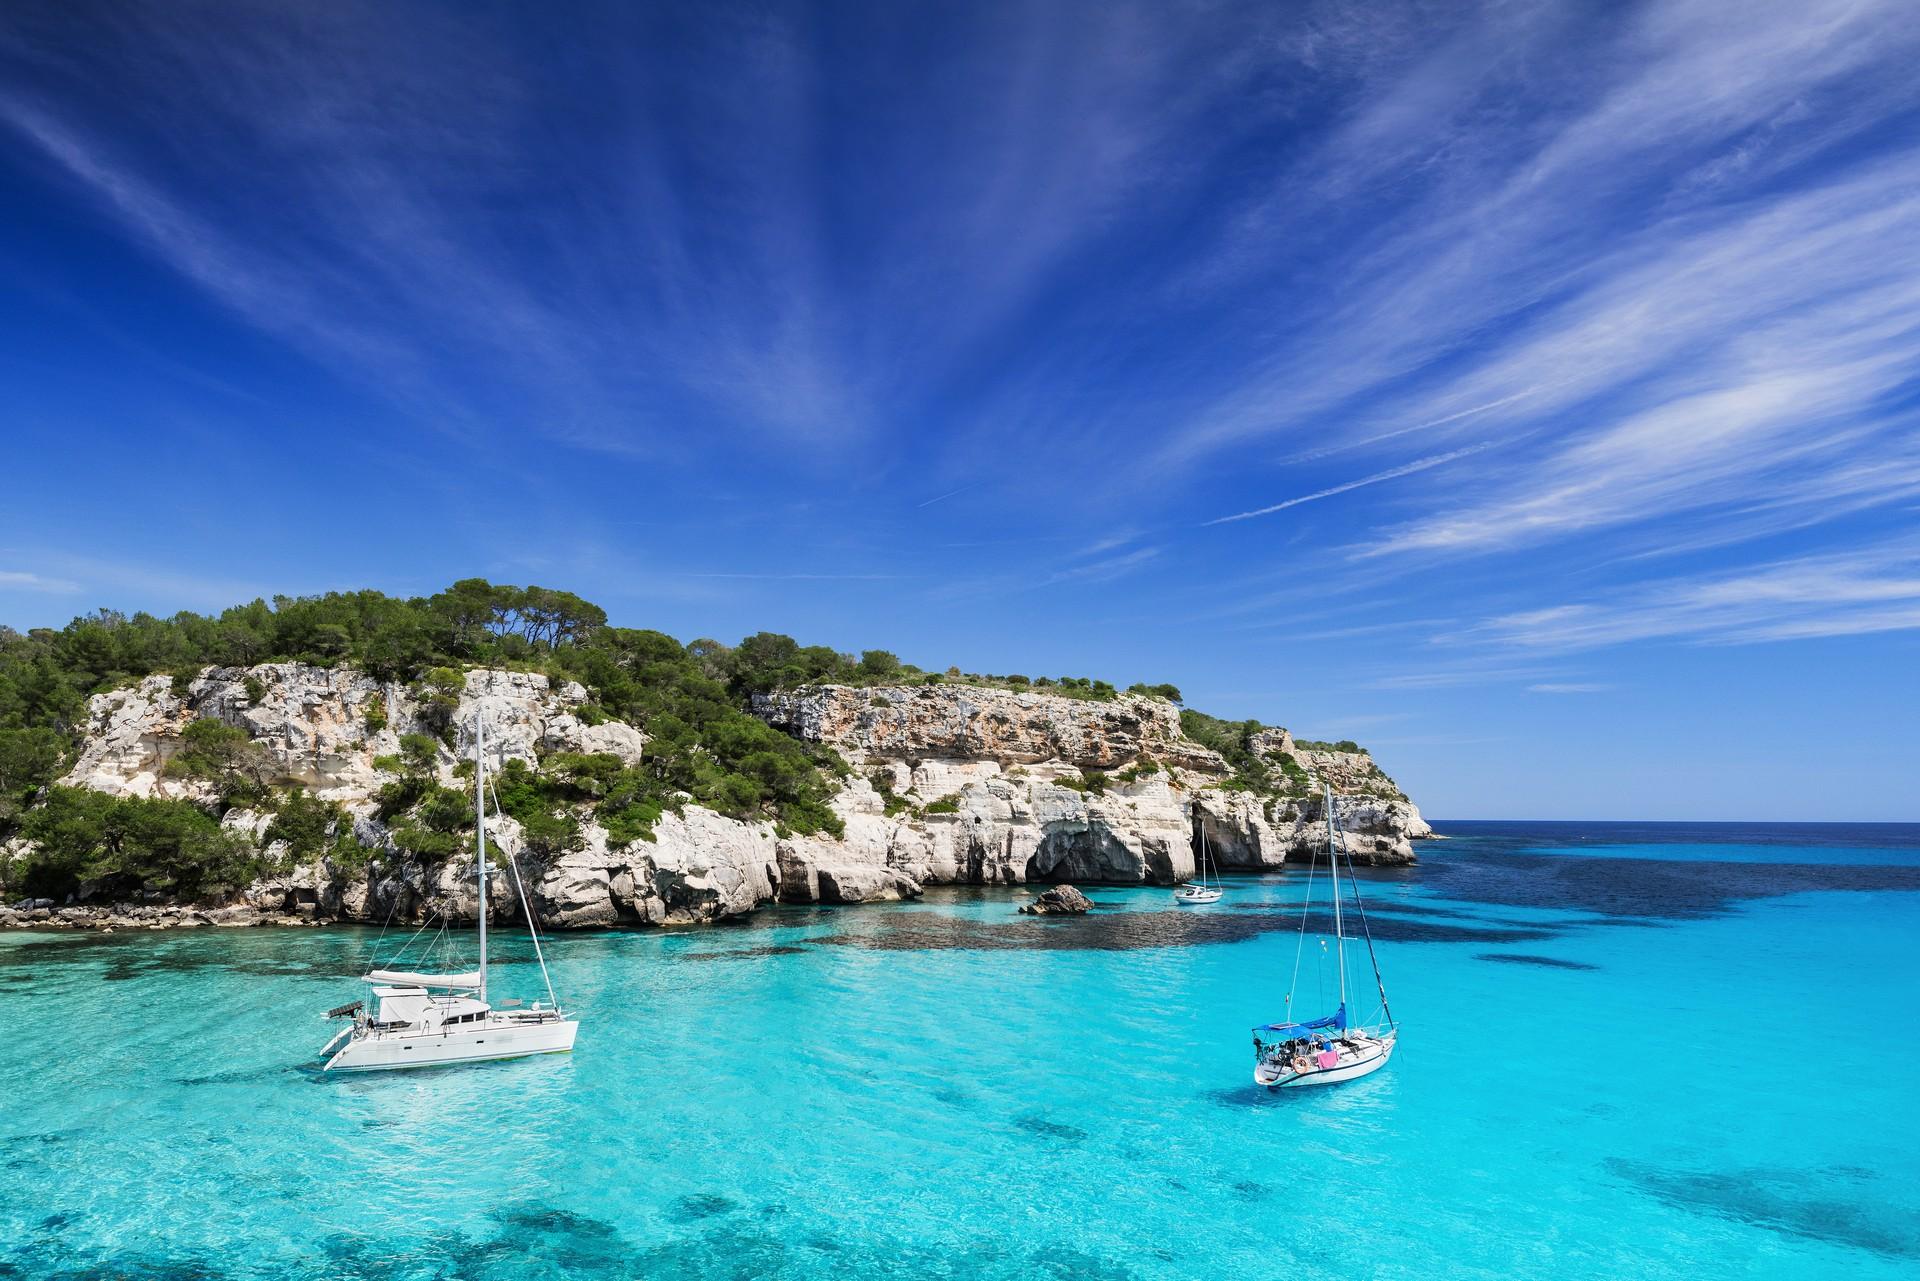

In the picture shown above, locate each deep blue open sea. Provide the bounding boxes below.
[4,820,1918,1279]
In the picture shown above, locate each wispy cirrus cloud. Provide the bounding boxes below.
[0,0,1301,462]
[1136,0,1920,580]
[0,570,81,594]
[1448,539,1920,652]
[1042,545,1162,586]
[679,571,906,582]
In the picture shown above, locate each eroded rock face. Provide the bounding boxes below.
[1292,747,1406,801]
[51,664,786,928]
[62,665,645,804]
[60,677,195,798]
[1293,791,1431,866]
[32,665,1432,928]
[775,767,1197,898]
[753,685,1226,772]
[759,683,1434,893]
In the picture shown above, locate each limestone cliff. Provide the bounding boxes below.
[759,685,1429,907]
[6,665,1430,930]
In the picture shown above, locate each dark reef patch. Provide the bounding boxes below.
[1028,1243,1138,1280]
[1014,1111,1089,1143]
[1607,1158,1920,1258]
[931,1085,976,1110]
[669,1192,741,1223]
[814,906,1558,953]
[1422,847,1920,922]
[672,943,814,963]
[174,1065,299,1088]
[1473,952,1600,970]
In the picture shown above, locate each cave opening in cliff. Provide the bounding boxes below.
[1026,821,1172,885]
[1192,805,1261,872]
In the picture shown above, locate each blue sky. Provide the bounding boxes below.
[3,0,1918,820]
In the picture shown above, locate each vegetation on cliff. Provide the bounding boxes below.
[17,787,269,901]
[0,578,1353,899]
[1177,710,1303,797]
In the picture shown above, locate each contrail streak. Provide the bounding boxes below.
[916,483,980,508]
[1204,441,1500,526]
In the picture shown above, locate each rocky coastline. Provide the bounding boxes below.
[1,664,1430,933]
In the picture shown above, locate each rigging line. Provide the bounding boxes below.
[383,906,442,969]
[485,775,561,1011]
[1333,797,1395,1030]
[1284,801,1320,1021]
[1325,783,1347,1020]
[364,874,403,972]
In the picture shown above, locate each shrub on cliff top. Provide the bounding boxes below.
[1127,682,1182,703]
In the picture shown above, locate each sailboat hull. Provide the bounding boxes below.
[1174,887,1222,905]
[1254,1034,1395,1089]
[325,1016,577,1072]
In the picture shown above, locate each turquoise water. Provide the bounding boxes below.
[4,821,1918,1279]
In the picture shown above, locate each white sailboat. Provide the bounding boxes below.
[319,713,579,1072]
[1175,803,1223,905]
[1252,782,1396,1088]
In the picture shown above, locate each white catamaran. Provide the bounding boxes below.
[319,713,579,1072]
[1252,782,1396,1088]
[1175,804,1223,905]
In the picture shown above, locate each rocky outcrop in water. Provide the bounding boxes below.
[14,665,1430,930]
[1020,885,1092,915]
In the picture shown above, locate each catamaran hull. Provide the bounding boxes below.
[325,1018,578,1072]
[1255,1037,1394,1089]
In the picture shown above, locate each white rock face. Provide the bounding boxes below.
[64,664,647,801]
[44,665,1430,928]
[754,684,1226,771]
[759,683,1433,900]
[54,663,778,927]
[61,676,193,798]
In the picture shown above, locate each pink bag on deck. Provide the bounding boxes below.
[1317,1049,1340,1070]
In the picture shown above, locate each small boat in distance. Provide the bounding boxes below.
[1252,782,1396,1088]
[1174,804,1223,905]
[319,713,579,1072]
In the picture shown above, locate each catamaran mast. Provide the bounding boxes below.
[476,710,488,1004]
[1325,782,1346,1017]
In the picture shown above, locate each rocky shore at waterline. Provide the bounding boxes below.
[2,663,1429,933]
[0,898,321,932]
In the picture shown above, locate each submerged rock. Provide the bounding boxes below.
[1020,885,1093,915]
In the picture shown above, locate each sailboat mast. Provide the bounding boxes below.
[1326,782,1346,1016]
[1197,806,1210,888]
[476,709,488,1003]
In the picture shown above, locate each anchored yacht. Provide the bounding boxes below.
[319,713,579,1072]
[1174,803,1223,905]
[1251,782,1397,1088]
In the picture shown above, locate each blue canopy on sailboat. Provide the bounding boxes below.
[1253,1004,1345,1036]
